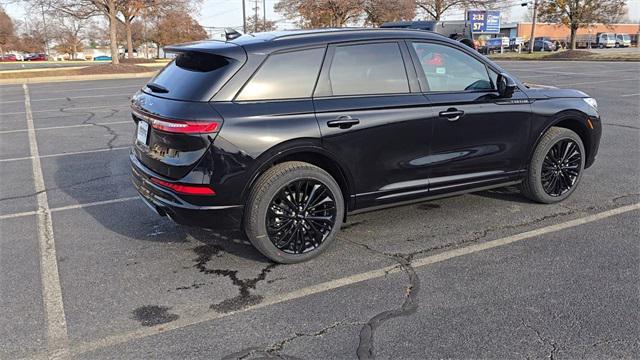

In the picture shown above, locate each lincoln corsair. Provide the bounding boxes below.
[130,29,601,263]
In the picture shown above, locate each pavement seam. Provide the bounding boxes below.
[23,84,71,359]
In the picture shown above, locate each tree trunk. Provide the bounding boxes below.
[108,1,119,65]
[126,17,134,59]
[570,26,577,50]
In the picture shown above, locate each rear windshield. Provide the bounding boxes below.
[145,52,242,101]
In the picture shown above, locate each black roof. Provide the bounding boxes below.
[166,28,455,57]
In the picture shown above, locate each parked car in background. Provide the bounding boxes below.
[25,53,47,61]
[524,39,557,51]
[93,55,112,61]
[381,20,477,51]
[0,54,17,61]
[615,33,631,48]
[575,33,615,48]
[12,53,25,61]
[130,29,601,263]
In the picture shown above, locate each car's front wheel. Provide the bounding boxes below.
[521,127,585,204]
[244,161,344,264]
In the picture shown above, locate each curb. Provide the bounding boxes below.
[0,71,158,85]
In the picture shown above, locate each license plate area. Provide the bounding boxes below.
[136,120,149,145]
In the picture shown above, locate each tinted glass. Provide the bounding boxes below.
[328,43,409,96]
[412,42,492,92]
[149,52,241,101]
[237,48,325,101]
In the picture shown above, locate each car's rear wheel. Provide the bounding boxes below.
[521,127,585,204]
[244,161,344,264]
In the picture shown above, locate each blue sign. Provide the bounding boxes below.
[467,10,501,33]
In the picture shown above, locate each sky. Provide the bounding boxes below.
[3,0,639,30]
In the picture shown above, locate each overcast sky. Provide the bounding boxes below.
[3,0,639,30]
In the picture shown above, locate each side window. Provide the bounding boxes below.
[327,42,409,96]
[412,42,493,92]
[236,47,325,101]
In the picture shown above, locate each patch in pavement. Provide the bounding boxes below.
[131,305,179,327]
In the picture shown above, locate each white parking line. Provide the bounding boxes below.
[553,77,639,87]
[66,203,640,356]
[0,146,130,163]
[621,93,640,97]
[0,197,140,221]
[0,121,130,134]
[0,93,131,105]
[23,84,70,359]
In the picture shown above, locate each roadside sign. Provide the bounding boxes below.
[467,10,501,33]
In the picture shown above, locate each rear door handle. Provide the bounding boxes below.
[327,116,360,129]
[439,109,464,121]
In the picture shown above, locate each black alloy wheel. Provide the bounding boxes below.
[266,179,337,254]
[541,139,582,197]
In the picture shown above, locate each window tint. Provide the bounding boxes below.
[412,42,493,92]
[328,42,409,96]
[150,53,241,101]
[236,48,325,101]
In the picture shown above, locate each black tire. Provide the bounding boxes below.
[521,127,585,204]
[244,161,344,264]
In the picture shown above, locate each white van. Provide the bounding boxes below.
[615,33,631,48]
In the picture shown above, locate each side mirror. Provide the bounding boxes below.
[497,73,517,98]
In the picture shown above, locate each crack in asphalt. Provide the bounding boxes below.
[344,240,420,360]
[60,106,121,149]
[0,173,128,202]
[221,320,363,360]
[192,244,278,313]
[520,319,559,360]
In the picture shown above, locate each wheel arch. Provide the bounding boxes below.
[241,142,355,215]
[529,111,592,167]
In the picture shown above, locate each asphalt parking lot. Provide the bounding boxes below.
[1,60,638,359]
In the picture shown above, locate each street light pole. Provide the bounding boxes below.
[528,0,538,54]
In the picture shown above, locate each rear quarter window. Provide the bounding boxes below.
[236,47,326,101]
[148,52,242,101]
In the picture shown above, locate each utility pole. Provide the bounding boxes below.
[254,0,258,33]
[242,0,247,33]
[528,0,538,54]
[263,0,266,30]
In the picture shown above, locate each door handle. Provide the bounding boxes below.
[439,108,464,122]
[327,116,360,129]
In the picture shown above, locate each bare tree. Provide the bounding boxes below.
[52,17,88,59]
[275,0,363,28]
[51,0,123,64]
[416,0,489,21]
[364,0,415,26]
[537,0,627,49]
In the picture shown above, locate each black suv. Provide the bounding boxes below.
[130,29,601,263]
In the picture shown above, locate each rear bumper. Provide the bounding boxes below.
[130,152,243,229]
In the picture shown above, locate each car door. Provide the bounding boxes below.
[408,41,532,193]
[313,41,435,209]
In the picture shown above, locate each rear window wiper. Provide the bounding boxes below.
[146,82,169,93]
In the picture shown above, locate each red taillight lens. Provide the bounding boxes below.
[150,177,216,196]
[151,118,219,134]
[132,108,220,134]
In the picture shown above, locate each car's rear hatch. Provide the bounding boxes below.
[131,40,246,180]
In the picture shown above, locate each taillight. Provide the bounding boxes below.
[151,118,219,134]
[132,108,220,134]
[150,177,216,196]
